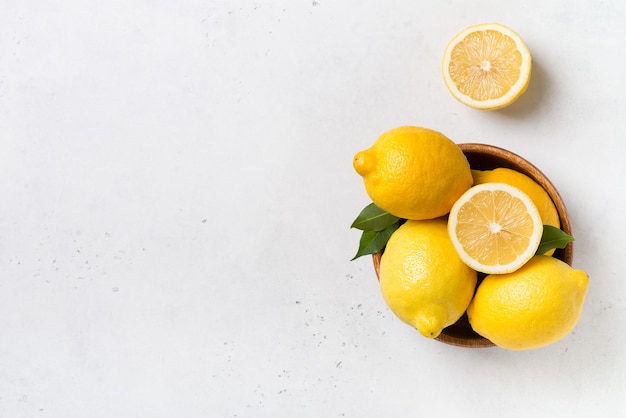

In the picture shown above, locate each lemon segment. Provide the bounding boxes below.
[467,255,589,350]
[442,23,532,110]
[448,182,543,274]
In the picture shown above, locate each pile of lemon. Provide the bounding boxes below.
[353,126,588,350]
[350,23,589,350]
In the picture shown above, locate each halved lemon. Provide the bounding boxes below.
[442,23,532,110]
[448,182,543,274]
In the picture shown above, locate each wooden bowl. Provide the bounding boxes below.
[372,143,573,348]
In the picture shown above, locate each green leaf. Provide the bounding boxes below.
[351,221,400,261]
[350,202,400,231]
[536,225,574,255]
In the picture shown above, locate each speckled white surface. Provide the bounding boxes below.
[1,1,625,416]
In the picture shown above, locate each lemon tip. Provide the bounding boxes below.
[353,150,373,176]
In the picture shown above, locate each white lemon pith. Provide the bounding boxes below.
[379,219,477,338]
[353,126,472,220]
[442,23,532,110]
[448,182,543,274]
[468,255,589,350]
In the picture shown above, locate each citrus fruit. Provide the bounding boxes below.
[379,219,477,338]
[442,23,532,110]
[472,167,560,256]
[467,255,589,350]
[447,182,543,274]
[471,168,559,229]
[353,126,472,220]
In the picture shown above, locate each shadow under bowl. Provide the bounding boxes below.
[371,143,573,348]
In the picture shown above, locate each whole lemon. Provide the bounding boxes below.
[353,126,472,220]
[379,219,477,338]
[467,255,589,350]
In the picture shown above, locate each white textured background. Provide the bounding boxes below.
[1,1,624,416]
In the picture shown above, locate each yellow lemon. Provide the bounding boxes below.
[379,219,477,338]
[442,23,532,110]
[467,255,589,350]
[472,168,560,229]
[472,167,561,256]
[448,182,543,274]
[353,126,472,220]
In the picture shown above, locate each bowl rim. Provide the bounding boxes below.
[371,142,573,348]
